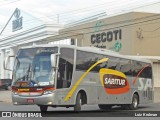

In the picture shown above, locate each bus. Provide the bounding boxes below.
[6,45,153,112]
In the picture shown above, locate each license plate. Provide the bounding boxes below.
[27,99,34,103]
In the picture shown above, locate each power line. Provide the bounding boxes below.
[60,0,160,23]
[2,13,160,45]
[0,0,126,27]
[144,35,160,38]
[141,25,160,32]
[2,9,160,35]
[22,0,160,21]
[0,0,20,6]
[0,0,160,35]
[0,0,159,31]
[45,16,160,40]
[21,0,160,23]
[0,0,15,3]
[60,14,160,34]
[1,11,160,35]
[56,0,119,15]
[0,0,158,28]
[46,14,160,38]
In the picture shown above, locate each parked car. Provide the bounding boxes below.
[0,79,12,90]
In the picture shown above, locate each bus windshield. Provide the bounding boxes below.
[12,47,58,87]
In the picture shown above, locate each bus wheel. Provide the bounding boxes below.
[128,94,139,110]
[74,93,82,112]
[39,105,48,112]
[98,104,112,110]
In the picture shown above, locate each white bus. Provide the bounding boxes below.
[7,45,153,111]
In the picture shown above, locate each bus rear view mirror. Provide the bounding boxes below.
[4,55,15,71]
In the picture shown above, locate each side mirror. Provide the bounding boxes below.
[51,54,57,68]
[4,55,15,71]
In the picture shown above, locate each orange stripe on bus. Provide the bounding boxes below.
[132,65,150,85]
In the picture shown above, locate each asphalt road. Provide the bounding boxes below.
[0,102,160,111]
[0,90,160,119]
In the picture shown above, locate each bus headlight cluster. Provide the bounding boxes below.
[43,90,54,95]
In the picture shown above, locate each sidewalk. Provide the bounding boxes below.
[0,90,12,103]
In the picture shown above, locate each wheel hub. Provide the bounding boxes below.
[133,98,138,108]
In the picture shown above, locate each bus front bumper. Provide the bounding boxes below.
[12,93,55,105]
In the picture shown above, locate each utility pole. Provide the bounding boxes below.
[57,14,59,24]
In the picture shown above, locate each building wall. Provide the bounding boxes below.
[61,12,157,55]
[153,63,160,87]
[132,14,160,56]
[152,62,160,103]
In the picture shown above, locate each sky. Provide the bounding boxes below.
[0,0,160,31]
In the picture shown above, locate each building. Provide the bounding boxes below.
[0,8,63,79]
[0,6,160,102]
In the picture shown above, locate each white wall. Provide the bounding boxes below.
[153,62,160,87]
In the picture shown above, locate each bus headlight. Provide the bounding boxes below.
[12,91,18,95]
[43,90,54,95]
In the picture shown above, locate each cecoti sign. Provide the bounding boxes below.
[91,29,122,44]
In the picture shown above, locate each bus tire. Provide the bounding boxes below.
[40,105,48,112]
[128,94,139,110]
[98,104,112,110]
[74,93,82,112]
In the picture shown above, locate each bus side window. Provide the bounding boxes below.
[132,61,152,79]
[107,56,119,70]
[119,59,132,76]
[76,51,104,72]
[132,61,142,77]
[140,63,152,79]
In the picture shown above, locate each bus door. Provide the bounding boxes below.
[55,48,74,105]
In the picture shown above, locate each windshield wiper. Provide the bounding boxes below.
[16,63,32,82]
